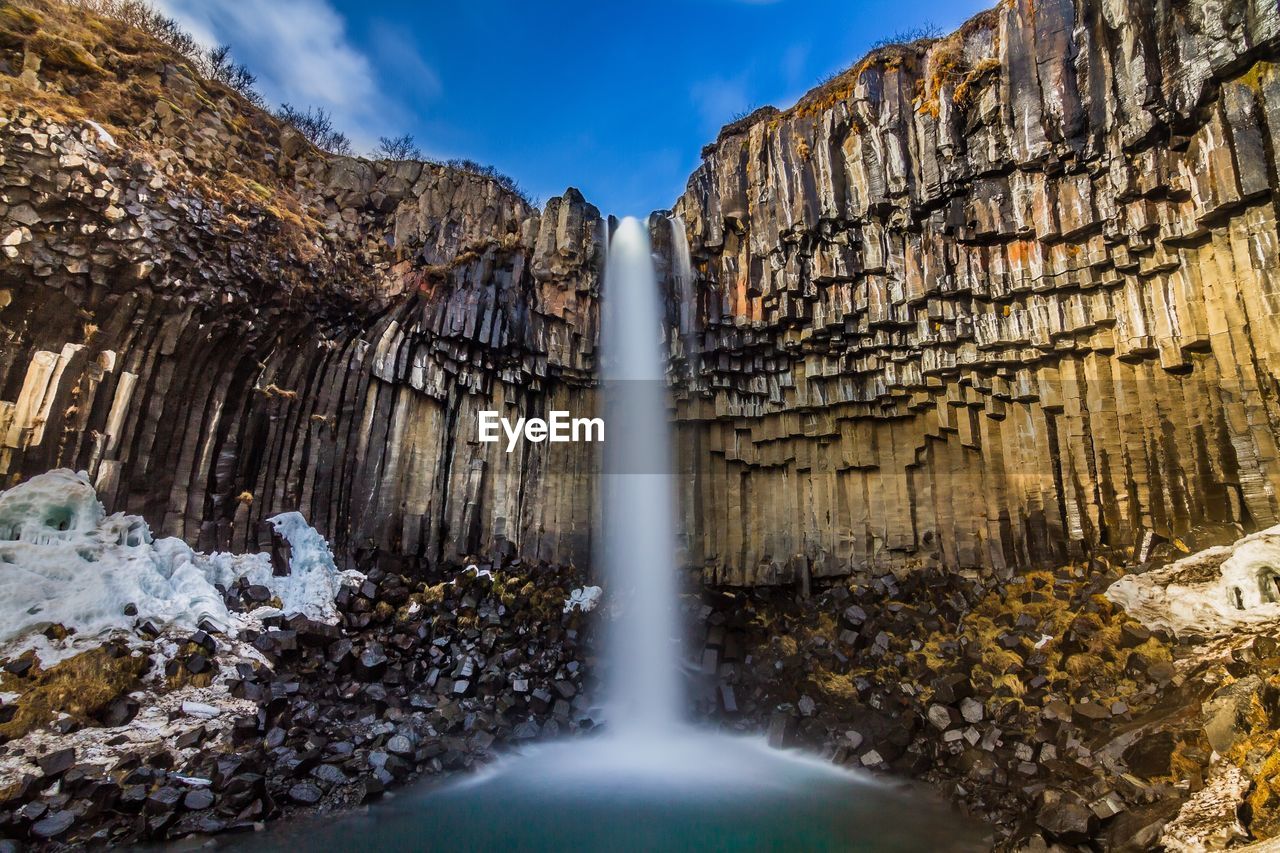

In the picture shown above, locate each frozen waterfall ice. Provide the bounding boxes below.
[0,469,355,657]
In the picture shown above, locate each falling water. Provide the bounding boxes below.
[600,215,681,733]
[669,215,701,381]
[669,217,694,338]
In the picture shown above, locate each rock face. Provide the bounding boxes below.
[669,0,1280,585]
[0,2,604,574]
[8,0,1280,593]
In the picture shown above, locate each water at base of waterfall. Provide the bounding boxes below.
[226,732,987,853]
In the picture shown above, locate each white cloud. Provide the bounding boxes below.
[150,0,216,47]
[151,0,425,151]
[368,21,441,100]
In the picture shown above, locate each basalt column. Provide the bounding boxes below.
[667,0,1280,586]
[0,96,604,572]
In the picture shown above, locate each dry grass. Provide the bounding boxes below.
[1235,60,1273,95]
[813,667,858,701]
[258,384,299,400]
[165,659,215,690]
[1244,739,1280,838]
[907,564,1172,709]
[27,29,102,72]
[953,58,1001,108]
[400,571,569,628]
[373,600,395,622]
[917,42,965,119]
[1064,652,1104,678]
[1218,676,1280,839]
[0,3,42,40]
[0,0,343,278]
[0,644,150,739]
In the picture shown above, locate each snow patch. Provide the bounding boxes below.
[0,469,357,659]
[83,119,117,149]
[463,563,493,581]
[180,700,222,719]
[1108,524,1280,637]
[564,585,603,614]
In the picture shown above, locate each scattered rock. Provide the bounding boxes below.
[287,782,322,806]
[183,788,215,810]
[37,748,76,778]
[1123,731,1175,778]
[1036,793,1097,844]
[31,810,75,838]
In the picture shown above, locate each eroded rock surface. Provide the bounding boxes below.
[669,0,1280,585]
[9,0,1280,591]
[0,1,603,574]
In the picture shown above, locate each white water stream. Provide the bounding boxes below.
[600,215,681,733]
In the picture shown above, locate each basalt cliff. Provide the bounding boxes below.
[7,1,1280,593]
[0,0,604,573]
[667,0,1280,586]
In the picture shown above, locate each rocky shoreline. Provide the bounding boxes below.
[692,540,1280,851]
[0,557,596,848]
[9,533,1277,851]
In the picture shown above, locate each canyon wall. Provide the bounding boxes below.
[0,6,603,572]
[670,0,1280,585]
[9,0,1280,588]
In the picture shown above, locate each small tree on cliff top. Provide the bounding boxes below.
[275,104,353,156]
[376,134,423,161]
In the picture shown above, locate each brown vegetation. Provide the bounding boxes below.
[0,643,150,739]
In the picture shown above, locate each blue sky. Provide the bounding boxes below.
[154,0,990,215]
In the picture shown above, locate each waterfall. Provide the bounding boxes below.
[668,215,701,382]
[669,215,694,343]
[599,216,681,734]
[245,215,968,853]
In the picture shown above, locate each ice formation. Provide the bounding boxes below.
[262,511,352,622]
[0,469,355,651]
[1107,524,1280,636]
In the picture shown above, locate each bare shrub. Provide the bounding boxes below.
[276,103,353,156]
[869,21,944,50]
[375,133,422,160]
